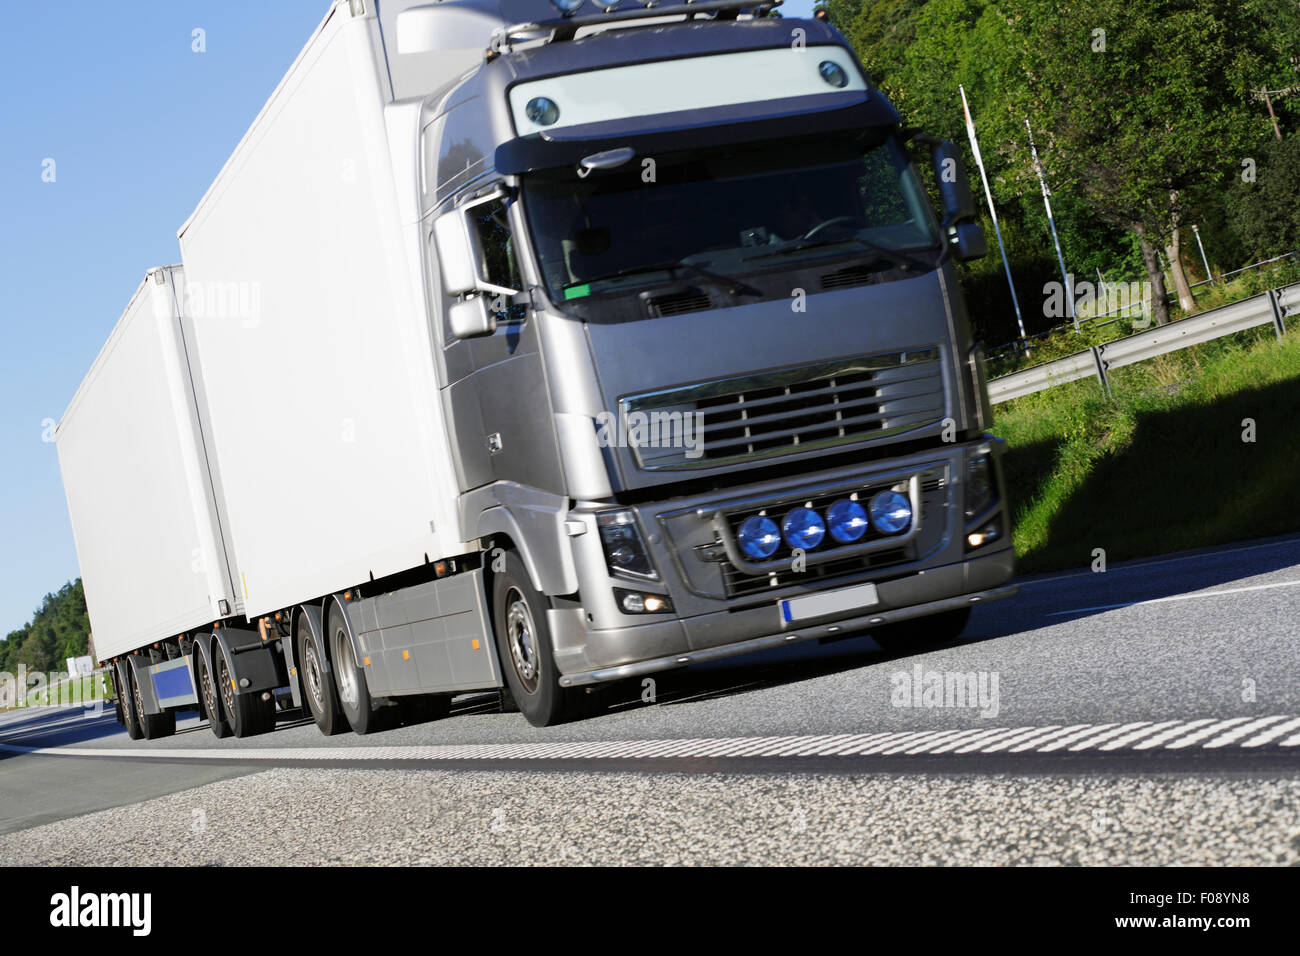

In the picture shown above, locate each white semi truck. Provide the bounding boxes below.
[58,0,1017,737]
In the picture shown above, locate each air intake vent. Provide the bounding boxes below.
[821,264,880,291]
[644,287,712,318]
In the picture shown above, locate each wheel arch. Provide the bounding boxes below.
[472,503,577,597]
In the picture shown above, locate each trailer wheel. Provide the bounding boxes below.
[299,622,345,736]
[197,646,232,739]
[216,646,275,738]
[871,607,972,652]
[328,603,394,735]
[117,662,143,741]
[130,669,176,740]
[492,552,579,727]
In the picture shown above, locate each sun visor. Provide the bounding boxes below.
[495,93,898,175]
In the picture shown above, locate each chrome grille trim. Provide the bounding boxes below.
[621,348,945,470]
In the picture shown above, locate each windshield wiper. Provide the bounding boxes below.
[565,259,760,298]
[743,236,936,273]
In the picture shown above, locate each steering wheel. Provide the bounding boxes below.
[802,216,859,241]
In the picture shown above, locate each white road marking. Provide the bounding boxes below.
[1037,723,1120,752]
[2,715,1298,764]
[1133,719,1217,750]
[1244,717,1300,748]
[1202,716,1289,749]
[1047,579,1300,616]
[984,725,1063,753]
[1099,721,1183,751]
[1164,717,1253,749]
[1008,724,1089,752]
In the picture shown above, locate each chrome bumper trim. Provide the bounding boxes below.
[558,584,1019,688]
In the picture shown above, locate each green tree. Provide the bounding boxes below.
[1225,135,1300,263]
[883,0,1276,327]
[0,580,90,678]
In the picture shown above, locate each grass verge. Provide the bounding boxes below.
[994,321,1300,574]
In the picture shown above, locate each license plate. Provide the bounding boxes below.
[780,581,879,623]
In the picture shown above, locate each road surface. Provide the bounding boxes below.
[3,535,1298,864]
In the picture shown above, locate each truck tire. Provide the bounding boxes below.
[492,552,579,727]
[299,621,345,736]
[216,644,275,738]
[871,607,972,652]
[328,602,395,735]
[117,662,143,741]
[130,669,176,740]
[196,645,232,739]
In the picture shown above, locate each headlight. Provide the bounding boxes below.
[782,506,826,550]
[737,514,782,559]
[826,499,869,543]
[965,454,994,519]
[596,510,656,578]
[818,61,849,89]
[524,96,560,126]
[868,490,912,534]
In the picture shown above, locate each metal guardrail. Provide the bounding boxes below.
[985,252,1300,362]
[988,285,1297,405]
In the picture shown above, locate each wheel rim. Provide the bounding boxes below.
[332,627,359,707]
[505,588,540,694]
[218,655,235,720]
[200,655,218,724]
[133,673,146,727]
[303,640,326,713]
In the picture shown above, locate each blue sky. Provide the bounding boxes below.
[0,0,817,638]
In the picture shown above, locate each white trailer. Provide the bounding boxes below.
[175,3,466,619]
[56,265,236,737]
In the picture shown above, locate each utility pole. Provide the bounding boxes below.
[1191,225,1213,285]
[1254,84,1300,141]
[960,86,1028,352]
[1025,119,1075,331]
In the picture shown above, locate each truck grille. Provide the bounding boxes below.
[622,348,945,470]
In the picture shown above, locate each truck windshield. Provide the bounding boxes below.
[522,131,940,302]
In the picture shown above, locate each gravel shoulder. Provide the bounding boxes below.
[4,767,1298,866]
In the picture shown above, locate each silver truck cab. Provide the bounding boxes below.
[421,0,1016,723]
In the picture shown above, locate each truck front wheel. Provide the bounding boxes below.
[492,553,579,727]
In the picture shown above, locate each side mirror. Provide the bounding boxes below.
[433,189,522,298]
[932,140,977,226]
[952,221,988,261]
[449,295,497,339]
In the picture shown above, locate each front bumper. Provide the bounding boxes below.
[556,438,1016,681]
[559,582,1018,687]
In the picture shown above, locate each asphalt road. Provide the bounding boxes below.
[2,534,1299,863]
